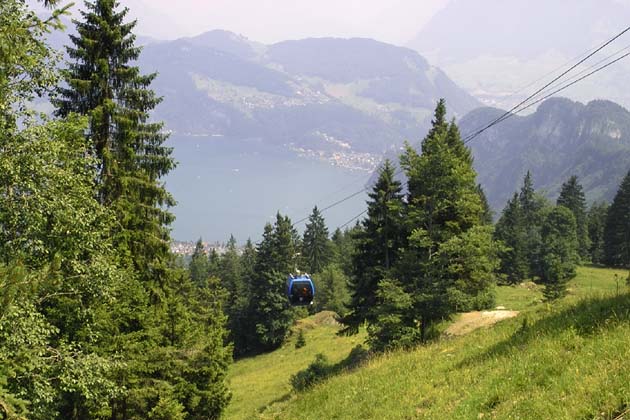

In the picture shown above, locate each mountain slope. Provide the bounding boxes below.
[461,97,630,210]
[136,34,481,156]
[259,267,630,419]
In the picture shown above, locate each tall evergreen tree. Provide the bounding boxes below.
[394,100,496,343]
[189,238,209,287]
[55,0,176,282]
[231,238,256,356]
[478,184,494,225]
[301,206,332,274]
[248,215,298,352]
[518,171,549,277]
[587,202,609,264]
[341,160,404,334]
[557,175,590,260]
[539,206,579,300]
[52,1,231,417]
[604,170,630,267]
[494,193,529,283]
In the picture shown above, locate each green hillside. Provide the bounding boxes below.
[225,266,630,420]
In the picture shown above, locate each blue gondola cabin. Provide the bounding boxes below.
[287,274,315,306]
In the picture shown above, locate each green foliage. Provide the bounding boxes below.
[312,264,350,316]
[392,100,495,343]
[330,226,359,277]
[438,226,500,311]
[494,172,552,284]
[290,345,369,392]
[189,239,210,287]
[604,170,630,267]
[248,214,299,352]
[0,0,67,128]
[587,202,609,264]
[494,193,530,283]
[301,206,332,274]
[539,206,579,300]
[557,175,590,261]
[55,0,176,283]
[294,330,306,349]
[342,159,404,335]
[367,279,418,352]
[262,267,630,420]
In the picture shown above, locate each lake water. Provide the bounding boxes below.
[164,135,370,243]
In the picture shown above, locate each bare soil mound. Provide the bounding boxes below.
[445,309,519,337]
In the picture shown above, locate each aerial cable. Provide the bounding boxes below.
[337,209,368,230]
[498,51,630,119]
[463,48,630,144]
[462,25,630,144]
[290,26,630,230]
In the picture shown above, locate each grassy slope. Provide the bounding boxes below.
[224,312,367,420]
[242,266,630,420]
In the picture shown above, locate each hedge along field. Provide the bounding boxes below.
[258,266,630,420]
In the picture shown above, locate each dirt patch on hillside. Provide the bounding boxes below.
[445,309,519,337]
[295,311,341,330]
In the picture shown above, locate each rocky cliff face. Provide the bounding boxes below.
[461,98,630,210]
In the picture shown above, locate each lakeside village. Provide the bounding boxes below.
[170,240,234,256]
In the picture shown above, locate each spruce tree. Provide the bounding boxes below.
[53,1,231,416]
[55,0,176,281]
[518,171,549,277]
[557,175,590,260]
[249,215,297,352]
[302,206,332,274]
[604,170,630,267]
[494,193,529,283]
[189,238,209,287]
[341,159,404,335]
[231,238,256,356]
[395,100,496,343]
[587,202,609,264]
[539,206,579,300]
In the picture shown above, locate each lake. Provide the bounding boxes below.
[165,135,370,243]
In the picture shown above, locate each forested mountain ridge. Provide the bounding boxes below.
[461,97,630,210]
[135,33,481,154]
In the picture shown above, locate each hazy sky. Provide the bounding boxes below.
[35,0,449,45]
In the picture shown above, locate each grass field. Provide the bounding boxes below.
[224,312,367,420]
[226,266,630,420]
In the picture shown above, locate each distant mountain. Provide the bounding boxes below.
[461,97,630,211]
[407,0,630,110]
[136,33,481,161]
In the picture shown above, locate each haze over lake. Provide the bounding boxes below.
[165,135,369,242]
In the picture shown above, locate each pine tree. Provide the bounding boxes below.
[395,100,496,343]
[478,184,494,225]
[587,202,609,264]
[604,170,630,267]
[312,264,350,316]
[341,160,404,335]
[494,193,530,283]
[55,0,176,281]
[248,215,297,352]
[302,206,332,274]
[539,206,579,300]
[230,238,256,356]
[52,1,231,416]
[518,171,549,278]
[189,238,209,287]
[557,175,590,261]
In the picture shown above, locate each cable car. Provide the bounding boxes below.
[287,274,315,306]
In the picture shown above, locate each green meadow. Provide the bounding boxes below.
[226,266,630,419]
